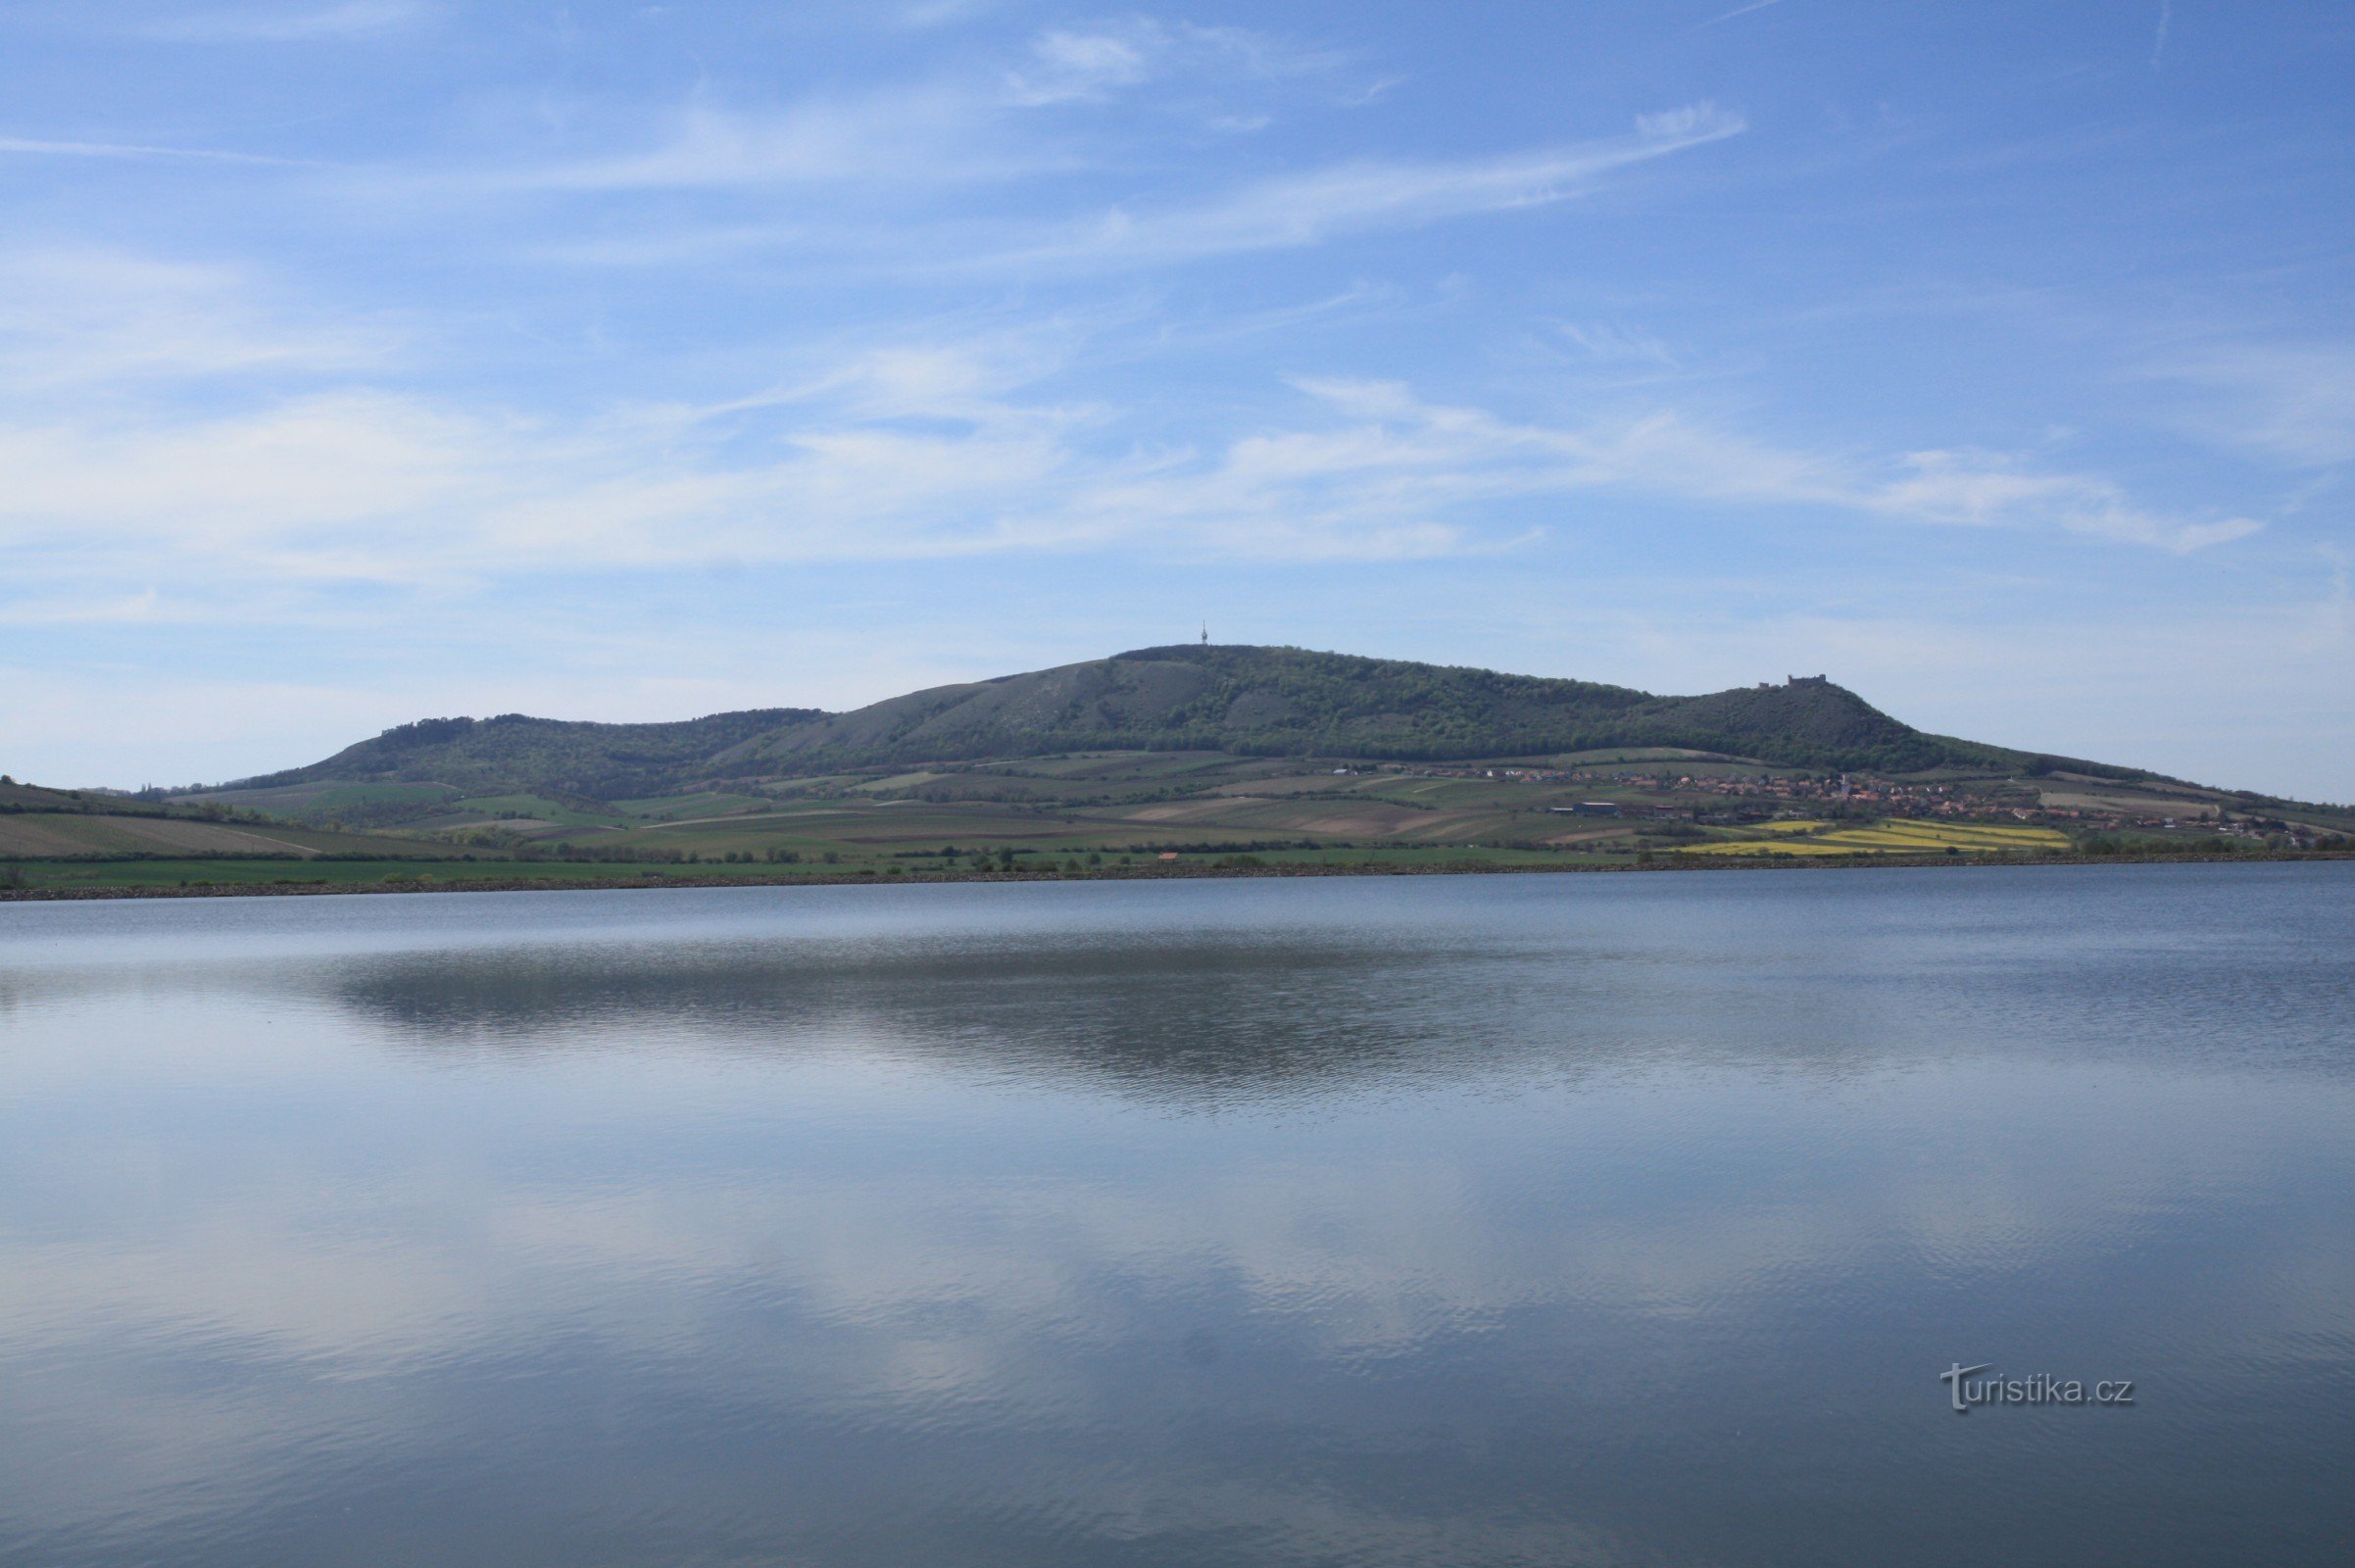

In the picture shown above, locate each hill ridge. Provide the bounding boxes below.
[204,643,2070,804]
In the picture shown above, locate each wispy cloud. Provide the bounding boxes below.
[0,250,392,387]
[1230,380,2263,555]
[0,589,167,627]
[0,341,1493,585]
[517,23,1350,194]
[0,136,307,165]
[1698,0,1785,30]
[1006,24,1158,107]
[135,2,426,42]
[1865,450,2261,552]
[1550,318,1683,369]
[987,105,1744,270]
[518,88,1044,190]
[0,345,2253,610]
[1004,19,1348,108]
[2155,343,2355,467]
[517,103,1742,274]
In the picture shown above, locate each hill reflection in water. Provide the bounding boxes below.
[307,866,2355,1093]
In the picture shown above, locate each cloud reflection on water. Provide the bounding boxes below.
[2,867,2352,1565]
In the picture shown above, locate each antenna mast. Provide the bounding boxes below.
[1201,620,1208,646]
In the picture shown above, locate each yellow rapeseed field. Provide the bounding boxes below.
[1676,818,2070,857]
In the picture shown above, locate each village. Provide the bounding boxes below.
[1355,759,2336,848]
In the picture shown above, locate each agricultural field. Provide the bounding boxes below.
[0,810,469,860]
[477,760,1626,864]
[1677,819,2073,858]
[609,791,781,820]
[197,780,459,813]
[430,794,632,828]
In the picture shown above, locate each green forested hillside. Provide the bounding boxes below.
[728,646,2001,773]
[189,644,2098,809]
[228,707,821,802]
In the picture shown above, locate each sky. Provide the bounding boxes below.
[1,0,2350,800]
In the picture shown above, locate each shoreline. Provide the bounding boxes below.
[3,849,2348,903]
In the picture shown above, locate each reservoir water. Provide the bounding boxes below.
[2,863,2351,1566]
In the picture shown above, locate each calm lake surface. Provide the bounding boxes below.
[2,863,2351,1567]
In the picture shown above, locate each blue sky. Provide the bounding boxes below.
[1,1,2349,798]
